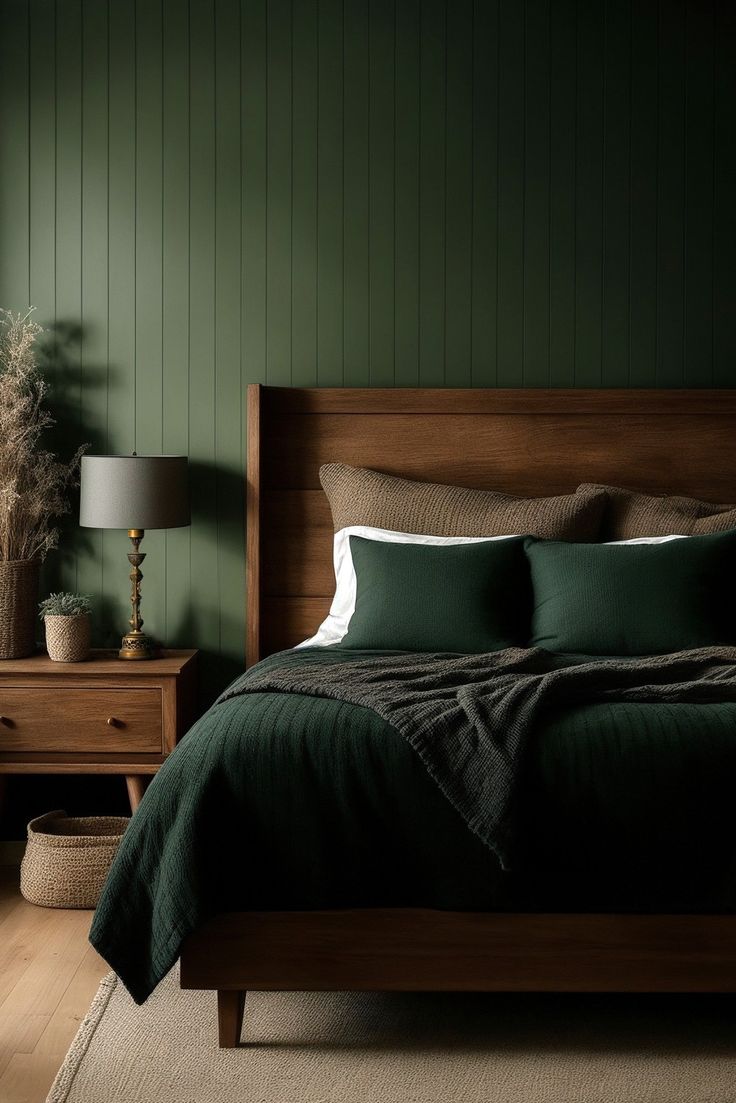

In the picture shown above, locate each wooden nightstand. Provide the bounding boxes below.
[0,649,198,812]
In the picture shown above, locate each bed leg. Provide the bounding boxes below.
[217,989,246,1047]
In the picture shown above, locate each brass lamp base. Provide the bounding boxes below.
[119,631,155,661]
[118,528,155,661]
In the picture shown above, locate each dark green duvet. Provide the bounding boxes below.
[90,651,736,1003]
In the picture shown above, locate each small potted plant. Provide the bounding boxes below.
[39,592,92,662]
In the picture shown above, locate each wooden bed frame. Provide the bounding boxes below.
[181,385,736,1046]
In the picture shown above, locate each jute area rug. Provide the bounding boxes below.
[47,965,736,1103]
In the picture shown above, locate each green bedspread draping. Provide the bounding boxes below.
[90,648,736,1004]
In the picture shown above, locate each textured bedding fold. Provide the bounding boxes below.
[222,646,736,868]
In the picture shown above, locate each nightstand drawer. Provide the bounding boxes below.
[0,687,163,753]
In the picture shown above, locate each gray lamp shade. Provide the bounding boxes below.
[79,455,190,530]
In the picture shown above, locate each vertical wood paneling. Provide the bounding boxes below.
[655,0,685,387]
[188,0,219,690]
[28,0,59,612]
[316,0,344,385]
[105,0,137,643]
[0,0,733,694]
[135,0,164,452]
[291,0,319,387]
[106,1,136,458]
[134,0,165,639]
[548,0,576,387]
[0,1,29,310]
[683,0,714,386]
[444,0,473,386]
[77,0,109,604]
[29,0,57,328]
[496,0,524,386]
[629,0,659,387]
[601,0,631,387]
[265,0,292,386]
[369,0,396,385]
[0,3,29,311]
[215,0,244,669]
[241,0,267,686]
[522,0,551,386]
[241,0,267,387]
[342,0,370,385]
[54,0,83,594]
[574,0,604,386]
[394,0,421,386]
[418,0,446,385]
[713,0,735,387]
[162,0,191,647]
[470,0,498,386]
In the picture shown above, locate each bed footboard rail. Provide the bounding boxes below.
[180,908,736,1046]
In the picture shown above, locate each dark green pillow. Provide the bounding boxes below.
[525,530,736,655]
[341,536,530,652]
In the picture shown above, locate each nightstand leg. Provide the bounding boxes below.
[125,775,149,812]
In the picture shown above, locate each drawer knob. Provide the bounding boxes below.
[0,715,9,726]
[106,717,121,728]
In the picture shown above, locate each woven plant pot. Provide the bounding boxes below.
[20,810,129,909]
[44,612,91,662]
[0,559,40,659]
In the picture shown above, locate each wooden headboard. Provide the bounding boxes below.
[246,386,736,664]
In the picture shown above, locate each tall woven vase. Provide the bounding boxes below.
[0,559,40,659]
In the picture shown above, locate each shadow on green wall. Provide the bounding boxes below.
[34,320,105,598]
[0,322,137,839]
[174,457,246,705]
[32,322,141,658]
[30,321,245,709]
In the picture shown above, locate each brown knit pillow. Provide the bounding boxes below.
[320,464,606,541]
[578,483,736,540]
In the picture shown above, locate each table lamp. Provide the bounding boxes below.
[79,454,190,659]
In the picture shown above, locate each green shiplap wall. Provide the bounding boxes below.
[0,0,734,696]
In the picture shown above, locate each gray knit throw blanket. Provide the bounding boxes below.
[219,646,736,868]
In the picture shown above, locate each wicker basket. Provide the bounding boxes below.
[0,559,40,659]
[44,613,91,662]
[20,810,130,909]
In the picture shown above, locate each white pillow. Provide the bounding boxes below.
[295,526,518,649]
[604,535,688,545]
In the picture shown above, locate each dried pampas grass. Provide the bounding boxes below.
[0,309,85,562]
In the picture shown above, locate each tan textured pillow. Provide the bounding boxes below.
[578,483,736,540]
[320,464,606,541]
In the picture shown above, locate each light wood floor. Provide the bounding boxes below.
[0,865,107,1103]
